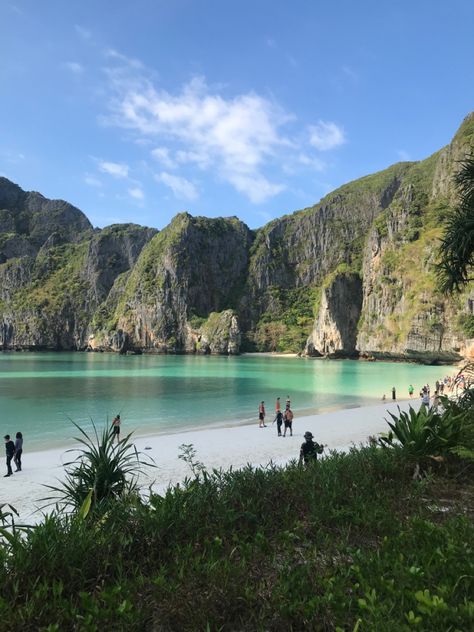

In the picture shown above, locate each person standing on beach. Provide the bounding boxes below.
[392,387,396,401]
[283,406,294,437]
[111,414,121,444]
[408,384,414,398]
[286,395,291,408]
[421,390,430,409]
[4,435,15,477]
[275,397,281,414]
[14,432,23,472]
[299,431,324,465]
[259,401,266,428]
[274,409,283,436]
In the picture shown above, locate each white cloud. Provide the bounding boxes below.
[100,54,346,204]
[156,171,198,201]
[309,121,346,151]
[105,73,290,203]
[128,186,144,200]
[98,161,129,178]
[151,146,176,169]
[64,62,84,74]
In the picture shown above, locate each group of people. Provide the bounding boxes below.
[258,396,294,436]
[382,372,468,409]
[258,396,326,465]
[3,432,23,477]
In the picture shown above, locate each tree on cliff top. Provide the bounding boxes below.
[438,153,474,292]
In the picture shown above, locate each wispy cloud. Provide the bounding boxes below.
[104,70,291,203]
[309,121,346,151]
[63,62,84,74]
[98,160,129,178]
[156,171,198,201]
[128,186,144,200]
[151,146,176,169]
[98,51,346,204]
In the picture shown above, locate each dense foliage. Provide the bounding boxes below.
[438,153,474,292]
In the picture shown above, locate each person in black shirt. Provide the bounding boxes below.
[299,431,324,466]
[273,410,283,436]
[4,435,15,477]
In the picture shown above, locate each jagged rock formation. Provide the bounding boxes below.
[305,272,362,357]
[0,113,473,359]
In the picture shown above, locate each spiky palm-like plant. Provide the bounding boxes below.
[44,422,154,515]
[438,153,474,292]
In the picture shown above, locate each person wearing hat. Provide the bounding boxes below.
[299,431,324,466]
[4,435,15,477]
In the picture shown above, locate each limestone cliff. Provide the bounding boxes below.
[305,272,362,357]
[90,213,252,353]
[0,112,473,359]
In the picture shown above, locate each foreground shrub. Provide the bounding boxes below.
[43,422,154,514]
[1,445,473,630]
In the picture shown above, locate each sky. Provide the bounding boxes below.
[1,0,473,230]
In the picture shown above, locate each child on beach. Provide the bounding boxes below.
[274,409,283,436]
[258,401,266,428]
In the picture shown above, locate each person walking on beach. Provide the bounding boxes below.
[111,414,121,444]
[258,401,266,428]
[4,435,15,477]
[421,390,430,409]
[283,406,294,437]
[408,384,414,398]
[299,431,324,466]
[274,409,283,436]
[275,397,281,414]
[14,432,23,472]
[392,386,396,401]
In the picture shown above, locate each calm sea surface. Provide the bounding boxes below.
[0,352,450,450]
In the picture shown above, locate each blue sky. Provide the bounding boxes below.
[1,0,473,230]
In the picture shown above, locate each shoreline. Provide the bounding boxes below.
[1,347,463,365]
[4,399,420,525]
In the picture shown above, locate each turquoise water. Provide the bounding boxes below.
[0,352,450,450]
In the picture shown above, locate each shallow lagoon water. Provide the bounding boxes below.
[0,352,449,450]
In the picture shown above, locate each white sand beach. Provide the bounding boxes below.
[2,400,420,524]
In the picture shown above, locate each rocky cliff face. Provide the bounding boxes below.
[90,213,252,353]
[0,112,473,359]
[305,272,362,357]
